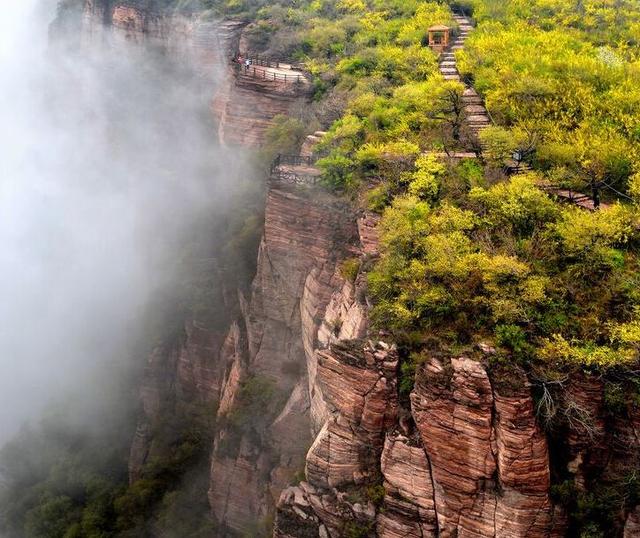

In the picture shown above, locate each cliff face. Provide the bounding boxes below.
[81,1,244,76]
[208,183,359,533]
[410,358,556,536]
[85,2,311,146]
[212,70,313,147]
[76,3,640,536]
[275,311,640,536]
[79,1,316,493]
[269,197,640,536]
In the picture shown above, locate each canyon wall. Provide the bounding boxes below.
[208,183,359,533]
[76,3,640,536]
[275,308,640,537]
[82,2,310,145]
[82,0,243,66]
[211,71,312,147]
[78,2,315,495]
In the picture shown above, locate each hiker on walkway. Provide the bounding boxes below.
[244,58,251,72]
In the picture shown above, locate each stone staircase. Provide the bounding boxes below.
[437,14,606,211]
[439,15,492,137]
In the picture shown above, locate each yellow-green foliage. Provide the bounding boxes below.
[550,204,638,257]
[248,0,640,375]
[340,257,361,282]
[469,173,558,235]
[406,154,445,200]
[369,172,640,370]
[457,7,640,195]
[240,0,640,374]
[355,140,420,172]
[539,335,636,369]
[629,170,640,203]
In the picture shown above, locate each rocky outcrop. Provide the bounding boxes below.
[274,337,400,538]
[128,321,229,481]
[300,131,327,157]
[212,67,312,146]
[303,268,368,434]
[305,341,399,489]
[82,1,243,76]
[625,507,640,537]
[275,481,376,538]
[274,349,569,537]
[208,183,359,533]
[357,212,381,257]
[410,357,555,536]
[243,186,357,389]
[376,432,437,538]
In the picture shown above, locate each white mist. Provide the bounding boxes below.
[0,0,238,443]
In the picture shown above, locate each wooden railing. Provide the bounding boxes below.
[270,154,320,185]
[235,63,305,84]
[234,52,284,68]
[271,154,314,169]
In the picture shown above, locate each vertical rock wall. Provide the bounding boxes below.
[76,3,640,535]
[208,184,359,533]
[410,358,556,536]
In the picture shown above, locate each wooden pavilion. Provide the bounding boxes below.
[428,24,450,53]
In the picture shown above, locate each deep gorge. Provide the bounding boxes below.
[2,1,640,537]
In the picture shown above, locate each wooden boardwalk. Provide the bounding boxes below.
[438,15,492,137]
[270,154,322,185]
[233,55,310,86]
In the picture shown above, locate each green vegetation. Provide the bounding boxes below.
[231,0,640,375]
[344,521,375,538]
[217,375,287,458]
[0,391,217,538]
[457,0,640,203]
[241,1,640,533]
[552,474,640,538]
[340,257,361,282]
[23,0,640,535]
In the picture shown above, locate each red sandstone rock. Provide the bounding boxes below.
[357,212,381,256]
[209,184,358,532]
[211,65,312,146]
[275,481,376,538]
[301,131,327,157]
[625,506,640,537]
[376,432,438,538]
[208,437,271,534]
[305,341,398,488]
[305,267,367,433]
[128,323,227,481]
[410,357,555,537]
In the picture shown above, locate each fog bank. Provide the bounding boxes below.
[0,0,243,443]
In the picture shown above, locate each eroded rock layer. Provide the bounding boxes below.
[212,72,312,146]
[77,3,640,535]
[376,433,437,538]
[411,357,555,536]
[208,183,359,533]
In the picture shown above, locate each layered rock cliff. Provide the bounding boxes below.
[212,68,313,147]
[208,183,359,533]
[74,3,640,536]
[82,0,243,66]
